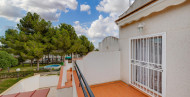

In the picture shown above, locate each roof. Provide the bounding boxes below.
[102,36,118,42]
[31,89,50,97]
[116,0,156,23]
[119,0,155,18]
[16,91,35,97]
[115,0,186,26]
[0,88,50,97]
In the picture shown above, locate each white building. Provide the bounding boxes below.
[0,42,2,47]
[116,0,190,97]
[76,0,190,97]
[98,36,119,52]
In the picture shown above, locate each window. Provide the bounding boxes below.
[130,33,166,97]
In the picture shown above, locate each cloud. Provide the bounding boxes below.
[0,0,78,22]
[0,0,23,22]
[86,0,131,42]
[85,0,131,47]
[73,15,119,47]
[96,0,130,16]
[73,21,88,35]
[80,4,91,14]
[74,15,119,39]
[88,15,118,39]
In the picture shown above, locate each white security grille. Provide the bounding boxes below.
[130,34,165,97]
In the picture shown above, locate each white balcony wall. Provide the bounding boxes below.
[1,75,59,95]
[65,60,73,70]
[39,75,59,88]
[1,75,40,95]
[77,51,120,85]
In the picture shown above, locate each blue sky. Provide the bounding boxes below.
[0,0,132,47]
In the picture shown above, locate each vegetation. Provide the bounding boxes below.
[0,64,43,73]
[0,12,94,71]
[0,51,18,72]
[95,49,99,51]
[0,71,36,94]
[0,70,49,79]
[0,78,21,93]
[77,35,95,56]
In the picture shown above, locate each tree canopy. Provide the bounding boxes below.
[0,12,94,71]
[0,51,18,69]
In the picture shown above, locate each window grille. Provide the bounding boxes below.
[130,34,164,97]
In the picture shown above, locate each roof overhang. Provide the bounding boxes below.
[118,0,157,21]
[116,0,186,27]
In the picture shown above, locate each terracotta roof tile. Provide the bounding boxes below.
[0,88,50,97]
[31,88,50,97]
[16,91,35,97]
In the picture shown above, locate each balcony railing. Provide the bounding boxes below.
[74,61,95,97]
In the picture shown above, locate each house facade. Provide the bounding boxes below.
[116,0,190,97]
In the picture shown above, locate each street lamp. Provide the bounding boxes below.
[16,68,20,80]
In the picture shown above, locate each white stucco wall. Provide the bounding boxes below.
[65,60,73,70]
[39,75,59,88]
[1,75,59,95]
[99,36,119,52]
[77,51,120,85]
[2,75,40,95]
[21,74,40,91]
[56,87,73,97]
[61,60,73,87]
[119,1,190,97]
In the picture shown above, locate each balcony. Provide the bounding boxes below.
[0,58,150,97]
[72,60,148,97]
[91,81,147,97]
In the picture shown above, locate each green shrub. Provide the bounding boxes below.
[0,51,18,69]
[60,62,64,66]
[0,69,49,79]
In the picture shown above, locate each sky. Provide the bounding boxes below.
[0,0,134,47]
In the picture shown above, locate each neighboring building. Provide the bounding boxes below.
[116,0,190,97]
[24,54,72,64]
[0,42,2,49]
[98,36,119,52]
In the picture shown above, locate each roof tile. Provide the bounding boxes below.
[31,88,50,97]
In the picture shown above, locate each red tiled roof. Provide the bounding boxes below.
[0,88,50,97]
[16,91,35,97]
[31,88,49,97]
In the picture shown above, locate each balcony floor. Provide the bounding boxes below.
[90,81,148,97]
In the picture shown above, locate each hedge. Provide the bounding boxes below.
[0,69,49,79]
